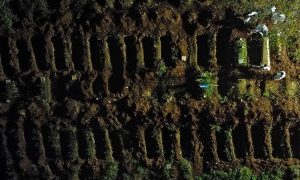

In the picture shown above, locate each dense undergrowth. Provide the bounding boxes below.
[197,166,300,180]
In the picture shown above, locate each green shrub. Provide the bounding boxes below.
[200,166,256,180]
[286,165,300,180]
[179,158,193,180]
[103,161,119,180]
[234,167,256,180]
[195,72,216,98]
[258,169,284,180]
[33,0,49,17]
[161,161,173,179]
[84,128,96,159]
[198,166,286,180]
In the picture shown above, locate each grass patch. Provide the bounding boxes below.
[286,165,300,180]
[0,0,14,33]
[195,72,217,98]
[236,38,248,66]
[179,158,193,180]
[103,161,119,180]
[197,166,284,180]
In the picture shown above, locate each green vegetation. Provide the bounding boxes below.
[258,169,284,180]
[0,0,14,33]
[120,0,134,8]
[103,161,119,180]
[161,161,173,179]
[197,166,285,180]
[105,0,115,9]
[261,36,270,66]
[156,60,167,77]
[84,128,96,159]
[224,128,235,161]
[40,77,52,103]
[286,165,300,179]
[46,122,61,158]
[236,38,248,66]
[32,0,49,17]
[210,123,221,132]
[179,158,193,180]
[263,81,278,99]
[64,126,79,161]
[66,164,80,180]
[196,72,216,98]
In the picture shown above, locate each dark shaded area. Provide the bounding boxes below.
[180,126,193,160]
[52,76,69,102]
[16,39,31,72]
[182,12,197,35]
[5,122,20,164]
[248,35,262,66]
[198,10,213,27]
[197,34,209,68]
[32,35,48,71]
[233,123,247,159]
[108,37,125,93]
[216,130,229,161]
[125,36,137,77]
[217,28,233,67]
[161,34,175,67]
[217,28,233,97]
[80,162,97,179]
[0,128,7,177]
[89,35,104,71]
[142,36,155,68]
[271,123,284,158]
[122,122,138,159]
[290,124,300,158]
[167,0,180,7]
[252,121,266,159]
[93,75,106,98]
[145,127,159,159]
[0,37,15,77]
[110,131,123,161]
[0,124,16,177]
[72,31,84,70]
[52,34,67,70]
[162,128,174,160]
[91,119,106,159]
[77,128,87,159]
[198,112,214,171]
[24,120,40,162]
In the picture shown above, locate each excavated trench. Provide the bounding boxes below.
[0,0,299,179]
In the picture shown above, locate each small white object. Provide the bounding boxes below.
[71,74,77,81]
[244,11,258,23]
[181,56,187,61]
[244,17,252,23]
[248,11,258,16]
[251,24,269,36]
[271,6,276,13]
[40,77,46,82]
[262,66,271,71]
[274,71,286,80]
[250,65,271,71]
[272,12,286,24]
